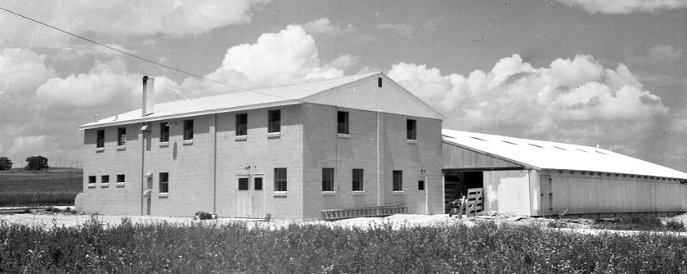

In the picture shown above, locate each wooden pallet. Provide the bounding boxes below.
[322,204,408,220]
[466,188,483,217]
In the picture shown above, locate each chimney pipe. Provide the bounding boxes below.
[142,76,154,116]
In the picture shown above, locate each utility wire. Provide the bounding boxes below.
[0,5,248,91]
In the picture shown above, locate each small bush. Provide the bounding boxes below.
[195,211,213,220]
[593,215,685,232]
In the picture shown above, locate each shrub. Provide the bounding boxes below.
[195,211,213,220]
[2,221,687,273]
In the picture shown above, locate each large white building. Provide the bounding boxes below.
[75,72,687,218]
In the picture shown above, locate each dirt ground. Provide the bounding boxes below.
[2,207,687,236]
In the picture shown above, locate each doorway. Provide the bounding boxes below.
[236,175,265,218]
[444,171,483,212]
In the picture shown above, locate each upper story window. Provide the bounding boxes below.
[322,168,334,192]
[96,129,105,148]
[352,169,364,191]
[101,175,110,184]
[337,111,349,135]
[88,176,96,184]
[268,110,281,133]
[117,127,126,146]
[406,119,417,141]
[117,174,125,183]
[160,122,169,143]
[274,167,287,191]
[183,120,194,140]
[393,170,403,191]
[236,113,247,136]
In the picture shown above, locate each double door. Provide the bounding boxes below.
[236,175,265,218]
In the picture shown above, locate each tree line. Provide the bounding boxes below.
[0,156,50,171]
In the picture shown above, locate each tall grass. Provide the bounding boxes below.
[1,219,686,273]
[0,168,81,206]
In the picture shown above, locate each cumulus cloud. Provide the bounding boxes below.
[646,45,683,61]
[303,18,340,34]
[390,54,669,154]
[202,25,344,92]
[0,48,55,95]
[0,0,269,47]
[555,0,687,14]
[377,23,416,37]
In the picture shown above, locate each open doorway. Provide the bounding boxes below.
[444,171,483,212]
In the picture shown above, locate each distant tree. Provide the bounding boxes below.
[0,157,11,170]
[25,156,49,171]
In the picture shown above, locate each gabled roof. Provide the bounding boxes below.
[80,72,443,129]
[442,129,687,180]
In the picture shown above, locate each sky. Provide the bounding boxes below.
[0,0,686,170]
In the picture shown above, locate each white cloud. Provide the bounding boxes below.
[0,48,55,95]
[303,18,340,34]
[647,45,683,61]
[0,0,269,47]
[555,0,687,14]
[377,23,416,37]
[390,54,669,154]
[203,25,344,91]
[8,135,54,159]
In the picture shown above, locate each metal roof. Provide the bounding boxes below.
[442,129,687,180]
[81,72,386,129]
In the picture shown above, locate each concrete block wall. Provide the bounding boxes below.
[81,124,143,215]
[214,104,304,219]
[302,103,443,219]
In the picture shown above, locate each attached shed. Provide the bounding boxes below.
[441,129,687,217]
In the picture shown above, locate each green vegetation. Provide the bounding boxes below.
[1,220,686,273]
[25,155,49,171]
[0,168,82,207]
[0,157,12,171]
[593,215,686,232]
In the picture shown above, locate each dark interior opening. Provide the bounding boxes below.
[444,171,483,212]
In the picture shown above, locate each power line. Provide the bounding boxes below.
[0,5,247,91]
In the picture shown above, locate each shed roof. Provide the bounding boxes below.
[442,129,687,180]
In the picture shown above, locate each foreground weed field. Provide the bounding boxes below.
[1,219,686,273]
[0,168,82,207]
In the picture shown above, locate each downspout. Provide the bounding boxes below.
[212,114,218,214]
[140,129,145,215]
[376,111,381,206]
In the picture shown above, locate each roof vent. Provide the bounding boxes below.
[142,76,154,116]
[469,136,486,141]
[502,140,517,145]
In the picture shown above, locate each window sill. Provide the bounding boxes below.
[158,193,169,198]
[116,145,126,151]
[182,139,194,145]
[273,191,287,197]
[352,191,365,195]
[87,184,96,189]
[96,147,105,152]
[116,182,125,188]
[267,132,281,139]
[159,141,169,147]
[393,191,404,195]
[407,139,418,144]
[235,135,247,141]
[322,191,336,196]
[337,133,350,139]
[100,183,109,188]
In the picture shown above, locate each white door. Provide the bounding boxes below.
[236,177,251,217]
[251,176,265,218]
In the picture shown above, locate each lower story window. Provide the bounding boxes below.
[392,170,403,191]
[238,177,249,190]
[274,168,287,191]
[352,169,364,191]
[88,176,96,184]
[159,172,169,193]
[117,174,125,183]
[322,168,334,191]
[101,175,109,184]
